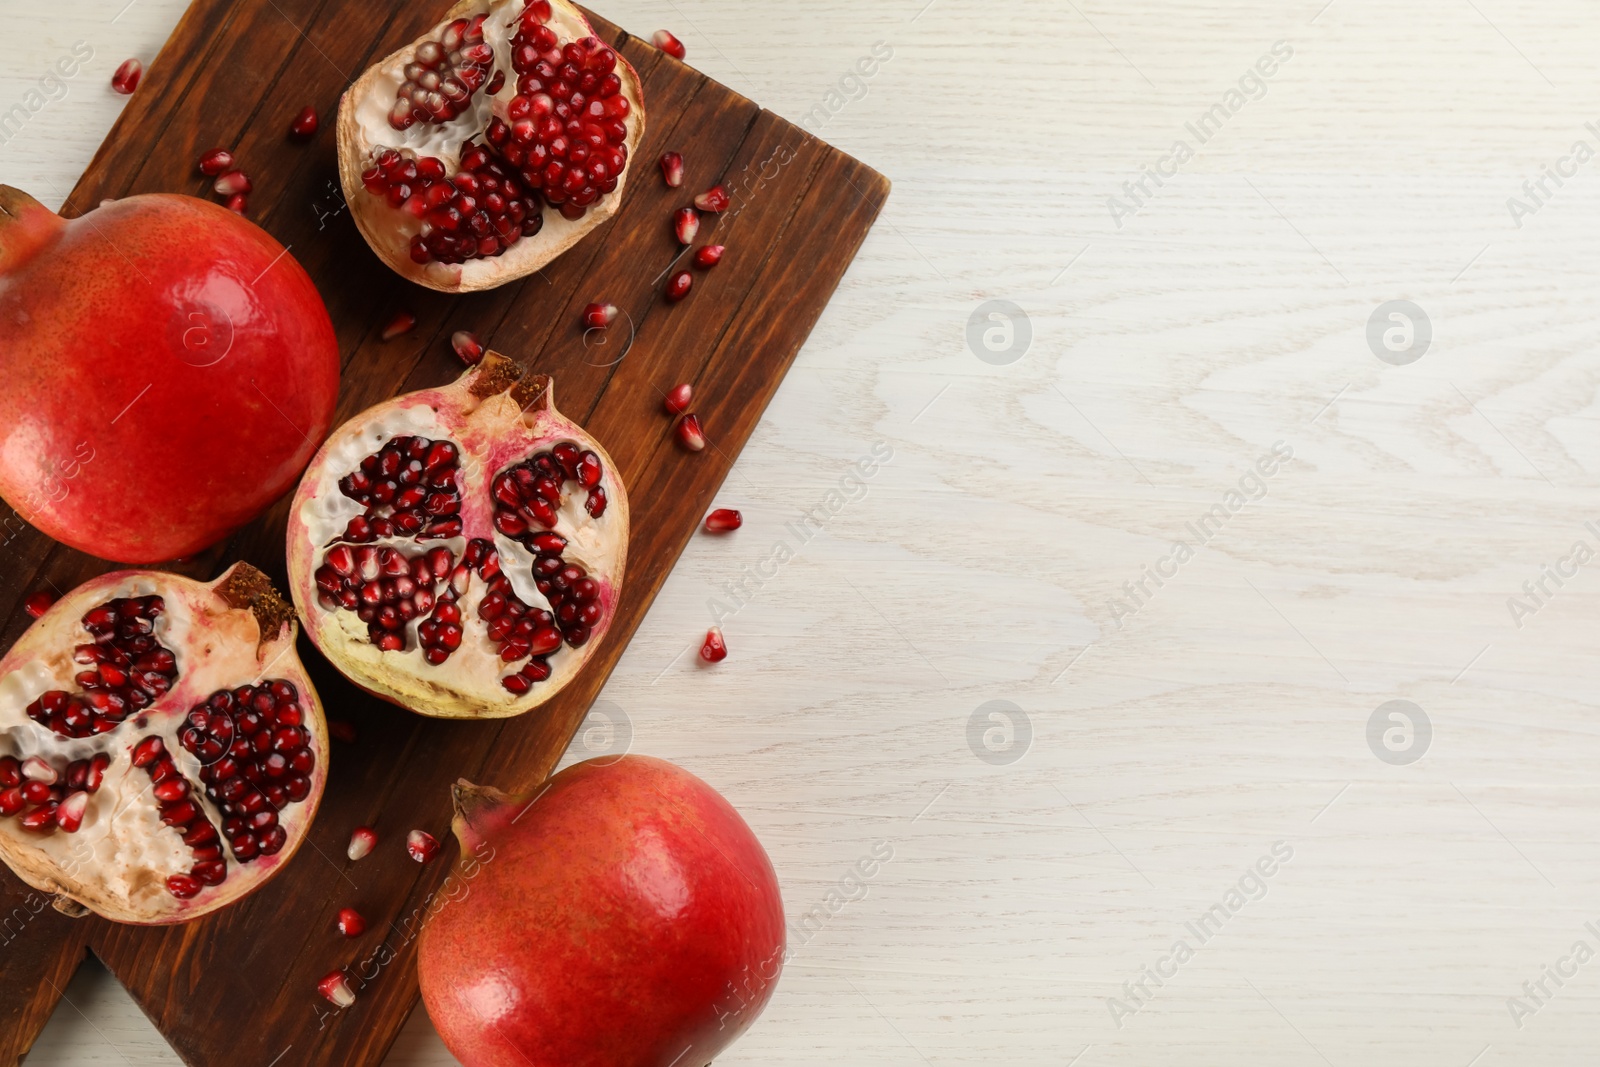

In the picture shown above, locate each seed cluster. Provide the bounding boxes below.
[27,597,178,738]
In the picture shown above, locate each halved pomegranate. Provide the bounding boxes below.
[286,354,628,718]
[337,0,646,293]
[0,565,327,924]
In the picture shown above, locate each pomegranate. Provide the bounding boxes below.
[0,564,328,924]
[286,353,629,718]
[0,187,338,563]
[419,756,785,1067]
[337,0,647,293]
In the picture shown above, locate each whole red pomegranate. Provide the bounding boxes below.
[0,187,338,563]
[419,756,785,1067]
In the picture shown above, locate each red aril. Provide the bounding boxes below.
[672,206,699,244]
[381,309,417,340]
[581,302,617,329]
[407,829,440,862]
[286,354,630,719]
[0,565,327,923]
[337,0,647,293]
[694,184,729,212]
[213,171,252,197]
[676,414,706,451]
[452,329,485,365]
[704,508,741,533]
[652,30,686,60]
[197,148,234,175]
[23,591,56,618]
[348,825,377,860]
[694,244,724,269]
[319,971,356,1007]
[659,150,683,188]
[663,382,692,415]
[111,59,142,95]
[290,106,320,139]
[0,188,338,563]
[419,758,784,1067]
[337,907,367,937]
[700,627,727,662]
[224,194,248,216]
[665,270,692,302]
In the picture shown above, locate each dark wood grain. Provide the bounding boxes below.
[0,1,887,1063]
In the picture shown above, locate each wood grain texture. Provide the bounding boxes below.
[0,0,884,1064]
[15,0,1600,1065]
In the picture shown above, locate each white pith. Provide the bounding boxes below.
[0,569,325,924]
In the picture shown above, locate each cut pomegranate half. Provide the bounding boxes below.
[0,565,327,924]
[287,353,629,719]
[337,0,647,293]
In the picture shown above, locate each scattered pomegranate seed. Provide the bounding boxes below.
[224,194,248,216]
[337,907,367,938]
[653,30,686,60]
[407,828,439,863]
[197,148,234,176]
[694,185,730,213]
[700,627,727,663]
[111,59,143,95]
[664,383,692,415]
[289,106,320,140]
[665,271,693,302]
[451,330,485,366]
[347,826,377,861]
[23,591,56,618]
[704,509,742,533]
[381,310,417,341]
[676,414,706,452]
[213,171,252,197]
[581,303,619,329]
[318,970,356,1008]
[673,206,700,245]
[659,151,684,188]
[694,245,725,269]
[328,720,358,744]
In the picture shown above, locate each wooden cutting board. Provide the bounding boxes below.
[0,0,887,1062]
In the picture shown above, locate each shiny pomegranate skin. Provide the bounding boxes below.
[0,187,338,563]
[419,756,786,1067]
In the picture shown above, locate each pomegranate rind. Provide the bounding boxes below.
[285,356,630,719]
[336,0,648,293]
[0,564,328,925]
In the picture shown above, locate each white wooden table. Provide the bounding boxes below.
[8,0,1600,1063]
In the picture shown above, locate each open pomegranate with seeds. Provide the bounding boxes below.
[286,354,628,718]
[0,565,327,924]
[337,0,645,292]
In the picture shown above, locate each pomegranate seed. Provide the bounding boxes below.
[213,170,252,197]
[660,151,684,188]
[407,828,439,863]
[318,971,356,1008]
[701,627,728,663]
[337,907,367,938]
[704,508,742,533]
[673,206,700,245]
[664,383,692,415]
[347,826,377,861]
[451,330,485,366]
[694,245,725,270]
[21,757,56,784]
[694,185,730,213]
[665,270,693,302]
[166,874,201,898]
[23,591,56,618]
[225,194,249,216]
[652,30,686,60]
[581,302,618,329]
[676,414,706,452]
[55,791,89,834]
[289,106,319,139]
[111,59,143,95]
[382,310,416,341]
[197,148,235,176]
[328,720,358,743]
